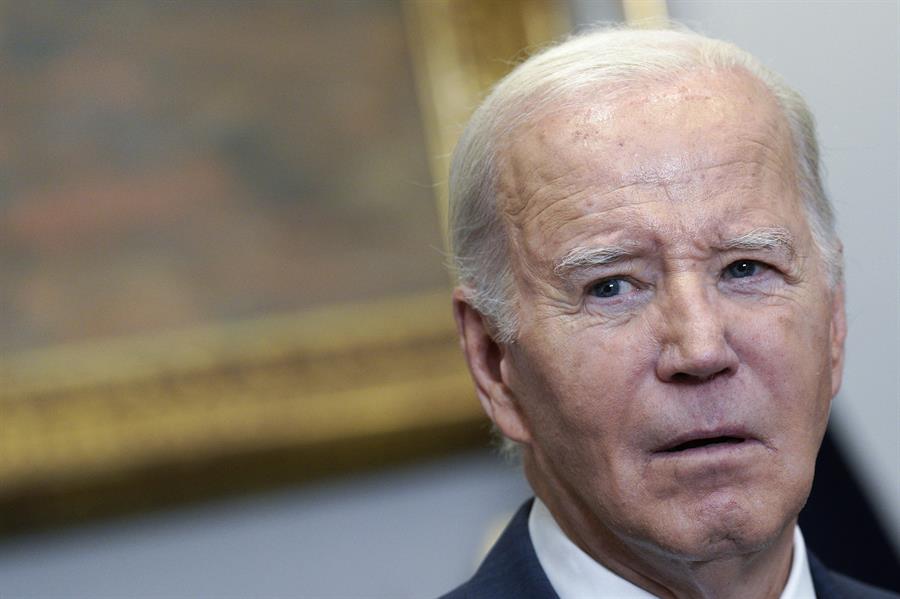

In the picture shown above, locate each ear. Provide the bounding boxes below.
[452,287,532,444]
[829,280,847,398]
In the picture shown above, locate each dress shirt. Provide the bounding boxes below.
[529,497,817,598]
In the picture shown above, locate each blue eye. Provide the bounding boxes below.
[590,278,628,298]
[726,260,759,278]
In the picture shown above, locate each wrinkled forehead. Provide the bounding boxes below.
[495,68,798,219]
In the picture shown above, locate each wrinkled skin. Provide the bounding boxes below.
[454,68,846,599]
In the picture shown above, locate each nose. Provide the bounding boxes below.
[655,274,739,383]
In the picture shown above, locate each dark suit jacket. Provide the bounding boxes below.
[440,499,899,599]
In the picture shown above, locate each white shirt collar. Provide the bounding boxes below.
[528,497,817,599]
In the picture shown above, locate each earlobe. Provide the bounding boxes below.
[452,288,532,444]
[829,282,848,398]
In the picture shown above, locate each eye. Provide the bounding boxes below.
[588,278,633,298]
[725,260,762,279]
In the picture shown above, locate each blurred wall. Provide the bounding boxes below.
[0,451,530,598]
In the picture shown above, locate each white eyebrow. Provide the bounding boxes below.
[553,227,795,277]
[553,244,636,276]
[721,227,795,257]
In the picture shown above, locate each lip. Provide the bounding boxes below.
[653,426,759,455]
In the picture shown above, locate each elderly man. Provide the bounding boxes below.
[442,27,896,599]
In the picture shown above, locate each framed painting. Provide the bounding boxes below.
[0,0,570,534]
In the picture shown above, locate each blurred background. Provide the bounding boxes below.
[0,1,896,597]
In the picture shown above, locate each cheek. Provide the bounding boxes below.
[512,325,653,448]
[732,305,833,436]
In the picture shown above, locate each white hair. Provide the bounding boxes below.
[449,25,842,345]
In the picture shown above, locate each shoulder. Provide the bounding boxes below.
[809,552,900,599]
[437,499,558,599]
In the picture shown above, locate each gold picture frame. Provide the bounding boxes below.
[0,0,571,535]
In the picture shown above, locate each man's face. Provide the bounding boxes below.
[491,69,846,560]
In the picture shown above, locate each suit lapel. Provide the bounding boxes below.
[465,498,560,599]
[809,551,843,599]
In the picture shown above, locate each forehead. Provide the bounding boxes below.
[496,68,803,258]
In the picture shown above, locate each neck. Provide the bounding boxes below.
[613,538,795,599]
[527,464,796,599]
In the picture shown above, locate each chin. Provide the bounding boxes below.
[641,489,804,562]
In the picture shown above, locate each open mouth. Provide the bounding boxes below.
[662,435,746,453]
